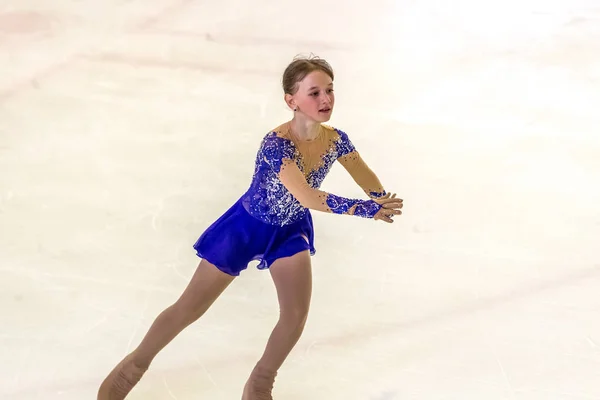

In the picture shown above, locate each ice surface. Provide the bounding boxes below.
[1,0,599,399]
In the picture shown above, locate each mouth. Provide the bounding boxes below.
[319,107,332,113]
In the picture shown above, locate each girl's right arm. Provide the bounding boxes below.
[261,133,401,221]
[277,157,382,218]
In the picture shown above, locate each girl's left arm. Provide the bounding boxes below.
[337,150,388,199]
[332,127,387,199]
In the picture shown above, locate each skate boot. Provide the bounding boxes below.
[97,354,148,400]
[242,364,277,400]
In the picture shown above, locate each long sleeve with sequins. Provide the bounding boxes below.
[241,128,384,227]
[337,150,387,199]
[276,158,381,218]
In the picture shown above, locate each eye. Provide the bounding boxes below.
[326,88,334,94]
[310,92,318,97]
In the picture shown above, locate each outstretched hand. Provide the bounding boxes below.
[373,193,403,223]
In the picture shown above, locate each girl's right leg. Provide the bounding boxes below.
[97,259,235,400]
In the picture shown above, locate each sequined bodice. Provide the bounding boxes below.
[241,125,357,226]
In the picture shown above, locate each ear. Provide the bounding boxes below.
[284,93,296,111]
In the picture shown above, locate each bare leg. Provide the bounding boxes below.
[98,259,235,400]
[243,250,312,399]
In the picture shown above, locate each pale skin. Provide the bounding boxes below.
[285,70,402,222]
[97,70,403,400]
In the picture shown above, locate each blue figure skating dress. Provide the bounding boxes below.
[193,123,387,276]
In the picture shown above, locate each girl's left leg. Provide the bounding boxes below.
[242,250,313,400]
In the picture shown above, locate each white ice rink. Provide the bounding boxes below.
[1,0,600,399]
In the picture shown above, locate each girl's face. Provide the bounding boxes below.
[287,70,335,122]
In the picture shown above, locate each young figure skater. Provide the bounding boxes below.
[97,55,403,400]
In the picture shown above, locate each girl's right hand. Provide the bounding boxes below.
[373,193,403,223]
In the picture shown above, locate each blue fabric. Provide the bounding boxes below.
[193,127,378,276]
[193,197,315,276]
[325,193,381,217]
[241,128,365,226]
[241,132,307,227]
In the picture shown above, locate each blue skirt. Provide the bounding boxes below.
[192,197,316,276]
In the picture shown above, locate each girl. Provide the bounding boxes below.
[97,55,403,400]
